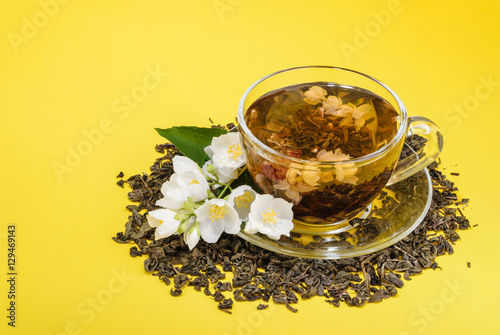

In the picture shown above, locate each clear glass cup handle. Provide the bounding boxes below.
[387,116,444,186]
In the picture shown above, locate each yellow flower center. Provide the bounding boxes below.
[209,205,227,222]
[234,192,254,209]
[190,179,200,185]
[227,144,243,161]
[262,209,279,225]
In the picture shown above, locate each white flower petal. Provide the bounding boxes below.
[173,155,200,174]
[204,161,238,185]
[207,132,247,170]
[216,165,238,183]
[184,177,210,202]
[159,176,188,210]
[244,219,259,234]
[202,160,216,179]
[247,194,294,240]
[147,209,181,240]
[195,198,241,243]
[184,227,200,250]
[204,145,214,159]
[171,156,210,201]
[155,197,169,208]
[223,207,241,234]
[159,168,209,209]
[228,185,257,221]
[199,220,224,243]
[147,214,162,228]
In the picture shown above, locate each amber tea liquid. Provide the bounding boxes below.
[242,82,401,224]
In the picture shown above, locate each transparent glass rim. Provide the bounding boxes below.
[237,65,408,167]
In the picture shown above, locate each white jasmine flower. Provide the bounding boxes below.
[194,199,241,243]
[173,156,210,195]
[243,217,260,235]
[156,173,209,210]
[227,185,257,220]
[246,194,294,240]
[156,156,210,210]
[173,156,203,176]
[205,132,247,170]
[303,86,327,105]
[202,160,238,186]
[147,209,181,240]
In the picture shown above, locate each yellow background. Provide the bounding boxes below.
[1,0,498,334]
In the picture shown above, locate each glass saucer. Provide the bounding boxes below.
[237,169,432,259]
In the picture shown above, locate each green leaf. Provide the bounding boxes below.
[155,126,228,166]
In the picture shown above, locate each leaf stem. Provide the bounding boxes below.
[217,166,248,199]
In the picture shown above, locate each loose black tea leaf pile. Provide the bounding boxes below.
[113,134,471,313]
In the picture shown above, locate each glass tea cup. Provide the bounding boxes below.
[237,66,443,229]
